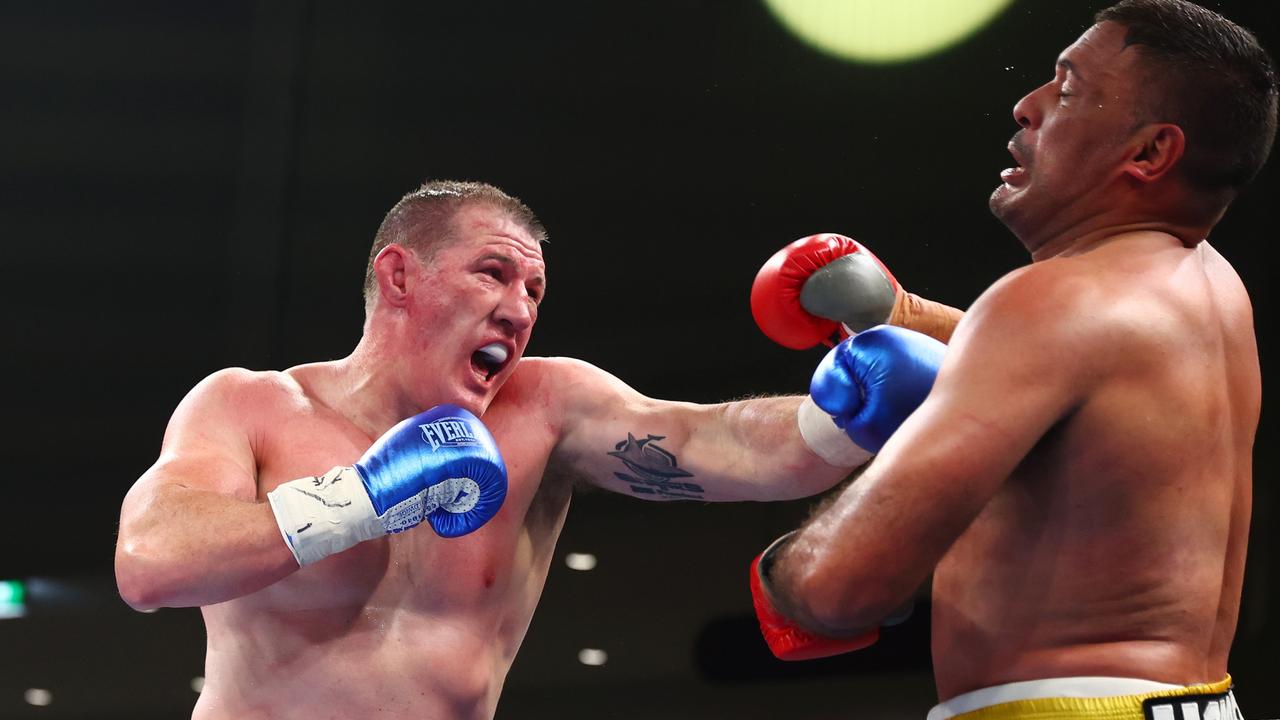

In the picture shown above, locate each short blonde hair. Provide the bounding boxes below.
[362,180,547,313]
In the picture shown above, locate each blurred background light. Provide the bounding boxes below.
[24,688,53,706]
[565,553,597,571]
[0,579,26,619]
[577,648,608,666]
[763,0,1017,63]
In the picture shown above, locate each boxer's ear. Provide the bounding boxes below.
[373,244,413,308]
[1122,123,1185,184]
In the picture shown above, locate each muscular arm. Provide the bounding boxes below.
[545,358,853,503]
[115,369,298,610]
[767,265,1097,634]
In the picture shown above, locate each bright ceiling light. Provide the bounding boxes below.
[565,553,597,571]
[577,648,608,666]
[763,0,1016,63]
[24,689,53,706]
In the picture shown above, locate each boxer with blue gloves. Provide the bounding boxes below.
[796,326,947,469]
[752,326,945,659]
[745,231,956,660]
[267,405,506,566]
[115,182,964,720]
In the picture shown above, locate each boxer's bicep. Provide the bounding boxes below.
[550,359,709,500]
[117,370,301,609]
[777,273,1092,627]
[886,273,1090,519]
[550,358,837,501]
[893,289,1089,495]
[120,369,262,548]
[131,368,260,500]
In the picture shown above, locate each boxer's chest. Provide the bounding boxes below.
[250,400,565,610]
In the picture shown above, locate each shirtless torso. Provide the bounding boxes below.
[764,13,1269,702]
[117,193,854,720]
[193,360,572,719]
[124,341,845,720]
[931,235,1258,698]
[692,8,1270,712]
[763,231,1259,704]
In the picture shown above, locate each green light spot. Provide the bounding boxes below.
[763,0,1017,64]
[0,579,25,605]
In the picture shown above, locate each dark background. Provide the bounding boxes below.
[2,1,1276,718]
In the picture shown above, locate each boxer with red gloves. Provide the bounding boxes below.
[749,325,945,659]
[751,233,965,349]
[746,5,1267,715]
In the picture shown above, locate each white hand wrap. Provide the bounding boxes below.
[267,466,381,567]
[797,396,873,468]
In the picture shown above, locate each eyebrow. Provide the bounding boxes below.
[479,253,546,288]
[1057,58,1085,83]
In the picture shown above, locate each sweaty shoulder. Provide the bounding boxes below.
[959,259,1112,350]
[960,235,1252,394]
[502,356,640,436]
[141,368,309,501]
[967,246,1159,329]
[1072,236,1254,363]
[165,368,308,449]
[954,253,1163,395]
[193,367,307,414]
[1196,241,1255,330]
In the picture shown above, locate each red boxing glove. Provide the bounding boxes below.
[748,534,879,661]
[750,233,902,350]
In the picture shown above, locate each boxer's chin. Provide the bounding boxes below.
[989,183,1014,223]
[465,375,513,417]
[989,180,1028,228]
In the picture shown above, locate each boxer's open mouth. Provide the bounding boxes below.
[472,342,511,382]
[1002,140,1030,185]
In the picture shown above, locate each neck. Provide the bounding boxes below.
[326,330,422,439]
[1023,209,1211,262]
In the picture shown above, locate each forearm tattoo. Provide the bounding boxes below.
[607,433,704,500]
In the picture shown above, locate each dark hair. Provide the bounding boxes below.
[362,180,547,312]
[1095,0,1278,196]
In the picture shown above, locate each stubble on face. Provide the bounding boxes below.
[402,205,544,415]
[989,22,1145,251]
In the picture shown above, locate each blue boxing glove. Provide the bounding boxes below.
[268,404,507,566]
[797,325,945,466]
[354,405,507,538]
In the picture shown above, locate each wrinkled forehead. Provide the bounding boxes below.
[1054,20,1146,98]
[453,205,544,258]
[1060,21,1143,85]
[449,204,547,278]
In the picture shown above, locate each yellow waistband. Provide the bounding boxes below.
[948,675,1234,720]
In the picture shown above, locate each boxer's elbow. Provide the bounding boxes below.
[114,533,189,611]
[115,483,209,610]
[786,553,901,635]
[115,545,163,611]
